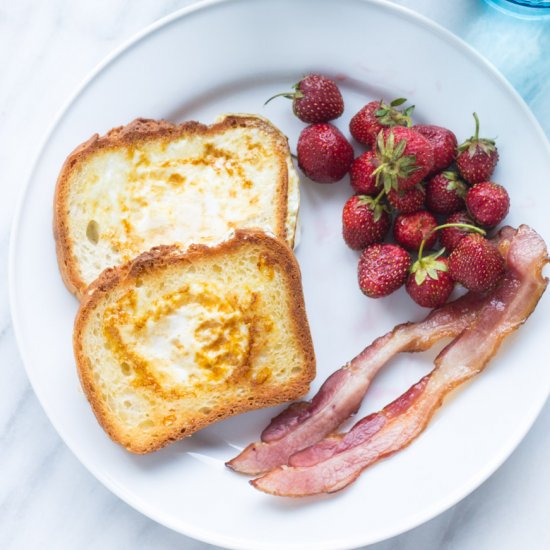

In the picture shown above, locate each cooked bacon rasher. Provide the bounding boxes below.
[250,226,548,496]
[227,229,516,476]
[227,292,488,475]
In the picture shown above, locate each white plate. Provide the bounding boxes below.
[10,0,550,548]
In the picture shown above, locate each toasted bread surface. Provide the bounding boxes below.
[74,231,315,453]
[55,115,299,299]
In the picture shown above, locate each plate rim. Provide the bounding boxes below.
[9,0,550,548]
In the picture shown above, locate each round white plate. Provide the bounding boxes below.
[10,0,550,548]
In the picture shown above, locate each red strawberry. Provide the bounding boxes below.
[350,151,379,195]
[297,123,354,183]
[448,234,505,292]
[342,195,390,250]
[439,210,479,252]
[456,113,499,184]
[265,74,344,123]
[406,254,454,308]
[387,185,425,213]
[358,243,411,298]
[465,182,510,228]
[374,127,434,192]
[414,125,457,175]
[425,171,467,215]
[349,98,414,148]
[393,210,438,251]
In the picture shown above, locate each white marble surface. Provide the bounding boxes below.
[2,0,549,548]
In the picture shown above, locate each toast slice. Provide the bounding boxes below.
[74,230,315,454]
[54,115,299,299]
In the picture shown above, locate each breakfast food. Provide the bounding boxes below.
[296,123,353,183]
[413,124,457,175]
[425,171,467,214]
[349,152,379,195]
[456,113,499,184]
[393,210,438,252]
[387,186,425,213]
[246,226,547,495]
[465,182,510,227]
[439,210,478,252]
[376,127,435,191]
[73,231,315,454]
[342,195,390,250]
[448,233,505,292]
[349,98,414,148]
[54,114,299,298]
[406,255,454,308]
[227,278,493,475]
[265,74,344,123]
[357,243,411,298]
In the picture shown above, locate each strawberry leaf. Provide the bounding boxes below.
[390,97,407,107]
[415,269,427,286]
[394,139,407,158]
[432,260,448,272]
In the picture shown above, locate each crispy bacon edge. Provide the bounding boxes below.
[251,225,548,496]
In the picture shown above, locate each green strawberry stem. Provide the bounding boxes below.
[473,112,480,141]
[264,90,303,106]
[417,223,485,264]
[373,188,386,205]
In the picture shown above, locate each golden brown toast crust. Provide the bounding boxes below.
[54,116,293,300]
[74,230,316,454]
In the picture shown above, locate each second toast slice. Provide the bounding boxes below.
[74,230,315,453]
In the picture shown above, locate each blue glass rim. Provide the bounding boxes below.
[484,0,550,18]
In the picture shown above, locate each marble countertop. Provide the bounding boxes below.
[2,1,549,548]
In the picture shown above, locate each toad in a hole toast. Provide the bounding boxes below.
[74,231,315,454]
[54,115,299,299]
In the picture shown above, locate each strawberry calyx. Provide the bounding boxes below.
[372,130,421,193]
[374,97,415,128]
[357,189,389,222]
[410,248,448,286]
[442,171,468,198]
[458,112,496,157]
[413,222,486,284]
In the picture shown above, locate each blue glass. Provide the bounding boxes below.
[484,0,550,19]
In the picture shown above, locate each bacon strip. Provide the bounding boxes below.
[251,225,548,496]
[228,289,490,475]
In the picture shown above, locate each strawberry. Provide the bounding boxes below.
[456,113,499,184]
[297,123,354,183]
[393,210,438,251]
[342,194,390,250]
[349,98,414,148]
[448,234,505,292]
[414,125,457,175]
[425,171,467,215]
[439,210,479,252]
[387,185,425,213]
[373,127,434,192]
[358,243,411,298]
[265,74,344,123]
[349,151,379,195]
[465,182,510,228]
[406,254,454,308]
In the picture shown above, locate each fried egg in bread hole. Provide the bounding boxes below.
[55,115,299,298]
[74,232,315,453]
[103,281,272,397]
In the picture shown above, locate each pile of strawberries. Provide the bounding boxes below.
[269,74,510,308]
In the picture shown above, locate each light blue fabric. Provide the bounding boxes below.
[395,0,550,140]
